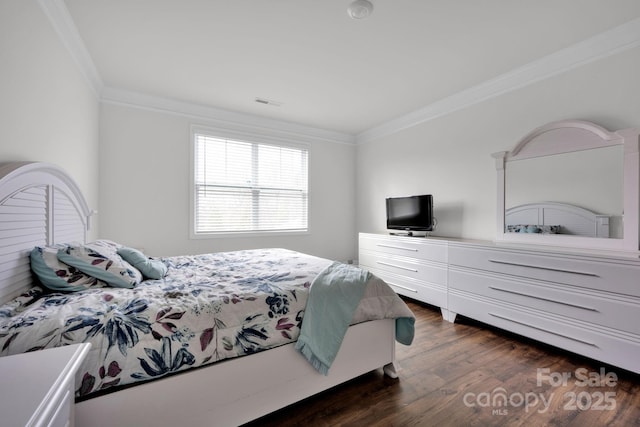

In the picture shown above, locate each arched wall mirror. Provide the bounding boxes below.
[492,120,640,253]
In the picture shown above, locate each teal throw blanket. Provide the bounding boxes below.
[295,262,369,375]
[295,261,415,375]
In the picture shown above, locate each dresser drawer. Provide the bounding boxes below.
[366,266,447,308]
[359,234,447,263]
[449,267,640,335]
[448,292,640,374]
[449,244,640,297]
[0,344,89,427]
[359,251,447,286]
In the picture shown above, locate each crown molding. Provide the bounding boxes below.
[101,87,356,145]
[37,0,103,97]
[37,0,353,145]
[356,17,640,144]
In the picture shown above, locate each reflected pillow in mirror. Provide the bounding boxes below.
[506,224,560,234]
[539,225,560,234]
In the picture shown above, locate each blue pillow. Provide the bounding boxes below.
[117,247,168,280]
[30,245,106,292]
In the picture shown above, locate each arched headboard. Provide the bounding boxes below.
[0,162,92,302]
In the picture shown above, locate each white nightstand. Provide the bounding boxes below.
[0,343,91,427]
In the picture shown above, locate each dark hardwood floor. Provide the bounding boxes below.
[244,298,640,427]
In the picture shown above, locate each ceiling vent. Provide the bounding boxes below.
[255,97,283,107]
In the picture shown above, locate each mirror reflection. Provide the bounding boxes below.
[505,145,624,238]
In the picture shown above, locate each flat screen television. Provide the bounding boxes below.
[386,195,433,233]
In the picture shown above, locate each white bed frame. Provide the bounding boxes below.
[0,161,398,427]
[505,202,610,238]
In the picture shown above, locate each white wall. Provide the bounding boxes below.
[0,0,100,239]
[99,103,356,260]
[356,46,640,241]
[6,1,638,259]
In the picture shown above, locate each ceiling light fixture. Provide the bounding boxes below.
[347,0,374,20]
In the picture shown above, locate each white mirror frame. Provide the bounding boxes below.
[493,120,640,253]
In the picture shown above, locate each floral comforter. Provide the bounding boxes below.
[0,248,332,399]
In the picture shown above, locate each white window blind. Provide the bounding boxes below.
[194,133,308,235]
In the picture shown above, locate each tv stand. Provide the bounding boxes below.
[390,231,413,236]
[389,231,428,237]
[388,219,437,238]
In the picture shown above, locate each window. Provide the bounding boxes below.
[193,131,309,236]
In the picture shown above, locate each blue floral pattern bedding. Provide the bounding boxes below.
[0,248,332,399]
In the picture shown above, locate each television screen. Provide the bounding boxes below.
[386,195,433,232]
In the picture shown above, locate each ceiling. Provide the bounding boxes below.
[63,0,640,137]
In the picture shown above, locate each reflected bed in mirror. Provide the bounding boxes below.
[505,202,611,238]
[505,145,623,238]
[493,120,640,253]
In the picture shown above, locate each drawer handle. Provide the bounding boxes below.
[377,244,418,252]
[388,282,418,293]
[489,286,599,312]
[377,261,418,272]
[489,259,599,277]
[489,312,598,347]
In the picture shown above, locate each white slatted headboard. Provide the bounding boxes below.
[0,162,92,303]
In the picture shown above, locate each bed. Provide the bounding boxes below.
[0,161,414,427]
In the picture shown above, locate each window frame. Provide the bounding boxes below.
[189,125,311,239]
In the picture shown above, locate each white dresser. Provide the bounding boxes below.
[358,233,451,320]
[359,232,640,374]
[0,343,91,427]
[448,241,640,374]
